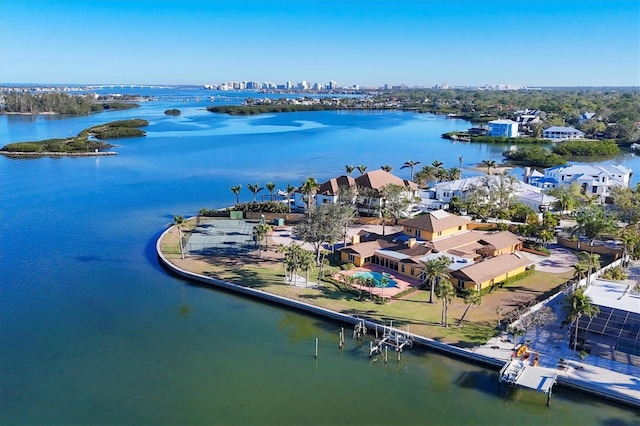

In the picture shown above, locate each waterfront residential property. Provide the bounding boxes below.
[338,210,530,290]
[293,169,419,216]
[579,278,640,366]
[425,175,557,212]
[488,119,519,138]
[524,164,632,203]
[542,126,585,141]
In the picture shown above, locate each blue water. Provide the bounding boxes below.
[1,90,638,425]
[353,271,399,288]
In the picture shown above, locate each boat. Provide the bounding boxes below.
[516,344,528,357]
[532,352,540,366]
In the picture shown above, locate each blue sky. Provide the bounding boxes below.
[1,0,638,87]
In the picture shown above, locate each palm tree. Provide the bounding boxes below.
[564,288,600,351]
[573,262,589,280]
[173,215,185,260]
[421,256,452,304]
[431,160,444,169]
[458,289,482,326]
[247,182,264,203]
[572,206,615,285]
[482,159,496,175]
[381,165,393,172]
[401,160,420,181]
[252,222,272,258]
[299,250,316,287]
[345,165,355,176]
[446,167,461,181]
[285,183,296,213]
[230,185,242,205]
[265,182,276,202]
[458,155,463,173]
[301,177,319,216]
[356,165,368,175]
[435,276,456,327]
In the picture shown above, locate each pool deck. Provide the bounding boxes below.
[337,265,422,298]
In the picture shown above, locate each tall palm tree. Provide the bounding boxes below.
[564,288,600,351]
[285,183,296,213]
[435,276,456,327]
[381,165,393,172]
[458,289,482,326]
[356,165,368,175]
[301,177,319,216]
[345,165,355,176]
[482,159,496,175]
[252,222,272,258]
[247,182,264,203]
[230,185,242,205]
[421,256,452,304]
[265,182,276,202]
[299,249,316,287]
[431,160,444,169]
[458,155,463,172]
[446,167,461,181]
[173,215,185,260]
[401,160,420,181]
[572,206,615,285]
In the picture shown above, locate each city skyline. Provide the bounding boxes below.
[1,0,638,87]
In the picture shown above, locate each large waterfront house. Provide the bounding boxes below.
[488,119,519,138]
[523,164,632,203]
[293,170,419,216]
[339,210,531,291]
[542,126,585,141]
[423,175,557,212]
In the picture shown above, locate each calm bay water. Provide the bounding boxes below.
[0,90,638,425]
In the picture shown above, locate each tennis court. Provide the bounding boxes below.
[186,219,257,255]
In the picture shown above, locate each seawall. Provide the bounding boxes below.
[156,225,640,410]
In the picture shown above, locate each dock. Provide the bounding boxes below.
[369,325,414,357]
[499,359,558,405]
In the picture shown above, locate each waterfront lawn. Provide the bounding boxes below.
[164,235,573,347]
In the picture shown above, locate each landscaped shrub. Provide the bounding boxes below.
[340,263,355,270]
[601,266,627,281]
[232,202,289,213]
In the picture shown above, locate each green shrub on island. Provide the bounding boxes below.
[503,146,567,167]
[2,138,112,153]
[1,119,148,153]
[551,139,620,156]
[164,109,181,116]
[1,92,139,114]
[207,104,338,115]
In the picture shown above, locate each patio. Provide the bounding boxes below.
[337,264,423,299]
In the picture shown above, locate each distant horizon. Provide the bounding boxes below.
[1,82,639,90]
[1,1,638,87]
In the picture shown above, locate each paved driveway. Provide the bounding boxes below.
[520,244,578,273]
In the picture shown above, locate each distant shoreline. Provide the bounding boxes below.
[1,111,58,115]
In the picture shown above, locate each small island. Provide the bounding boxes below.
[164,108,181,116]
[0,92,139,115]
[0,119,148,156]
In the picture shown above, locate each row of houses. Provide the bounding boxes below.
[485,119,586,141]
[339,210,532,291]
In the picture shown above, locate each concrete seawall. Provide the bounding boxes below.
[156,225,640,409]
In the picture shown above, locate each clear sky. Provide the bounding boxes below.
[1,0,638,87]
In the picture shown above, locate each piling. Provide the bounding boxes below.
[315,338,318,359]
[384,346,388,363]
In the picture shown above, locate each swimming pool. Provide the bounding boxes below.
[352,271,398,288]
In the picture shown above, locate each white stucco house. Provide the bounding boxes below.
[523,164,633,203]
[423,175,557,212]
[542,126,585,141]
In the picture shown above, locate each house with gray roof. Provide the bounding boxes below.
[524,164,632,203]
[542,126,585,141]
